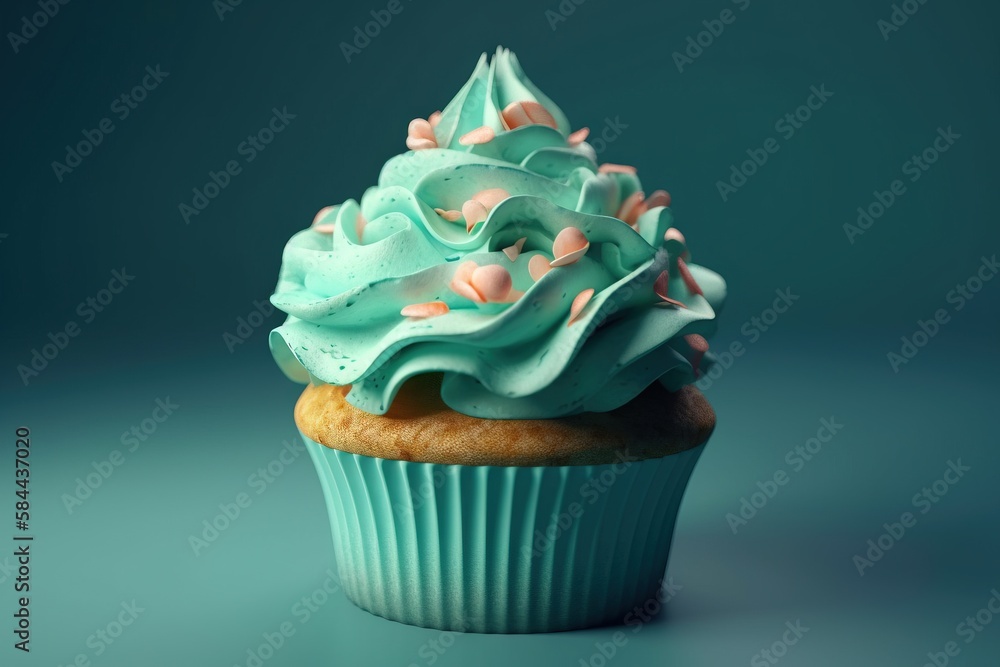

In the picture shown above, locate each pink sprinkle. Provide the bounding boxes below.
[406,136,436,151]
[462,188,510,232]
[654,270,669,300]
[568,127,590,145]
[502,237,527,262]
[528,254,552,281]
[686,333,709,353]
[470,264,513,302]
[598,163,637,175]
[645,190,671,208]
[502,288,525,303]
[459,125,496,146]
[550,226,590,267]
[408,118,436,141]
[462,200,488,232]
[312,206,336,234]
[449,279,485,304]
[664,228,690,260]
[312,206,335,227]
[355,212,366,244]
[653,270,686,308]
[663,227,686,244]
[472,188,510,209]
[568,288,595,326]
[684,334,709,377]
[434,208,463,222]
[428,110,442,128]
[616,191,647,227]
[454,260,479,285]
[501,100,558,130]
[677,258,703,296]
[401,302,450,319]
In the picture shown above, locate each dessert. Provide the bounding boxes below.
[270,47,726,633]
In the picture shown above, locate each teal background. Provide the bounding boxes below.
[2,0,999,665]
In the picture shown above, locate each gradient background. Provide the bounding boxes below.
[3,0,999,665]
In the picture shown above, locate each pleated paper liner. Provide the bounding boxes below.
[303,431,704,633]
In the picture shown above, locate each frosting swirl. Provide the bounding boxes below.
[270,48,726,419]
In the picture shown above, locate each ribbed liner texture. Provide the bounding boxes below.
[303,432,704,633]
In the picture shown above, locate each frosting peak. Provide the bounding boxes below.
[431,49,572,149]
[270,48,726,419]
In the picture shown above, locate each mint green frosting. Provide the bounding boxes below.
[269,48,726,419]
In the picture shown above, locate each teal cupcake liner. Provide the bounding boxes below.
[302,431,704,633]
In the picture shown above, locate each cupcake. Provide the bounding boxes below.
[270,47,726,633]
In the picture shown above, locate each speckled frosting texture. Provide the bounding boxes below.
[270,48,726,419]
